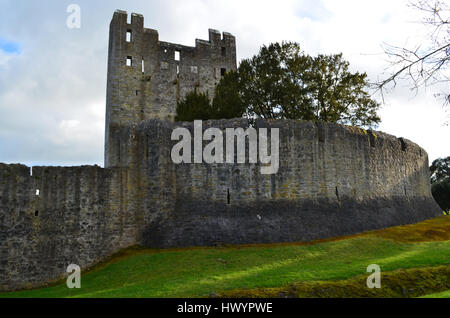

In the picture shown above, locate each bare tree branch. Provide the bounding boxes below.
[375,0,450,122]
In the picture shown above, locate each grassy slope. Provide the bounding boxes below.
[421,290,450,298]
[1,216,449,298]
[219,265,450,298]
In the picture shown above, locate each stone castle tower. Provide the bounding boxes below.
[105,10,237,167]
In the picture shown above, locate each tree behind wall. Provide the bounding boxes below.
[175,90,212,122]
[175,73,245,122]
[430,156,450,212]
[211,71,246,120]
[238,42,381,128]
[176,42,381,128]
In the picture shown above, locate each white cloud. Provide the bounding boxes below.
[0,51,12,66]
[378,93,450,161]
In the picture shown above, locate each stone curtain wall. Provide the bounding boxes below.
[0,165,141,291]
[0,119,442,291]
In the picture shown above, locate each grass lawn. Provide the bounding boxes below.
[421,290,450,298]
[1,216,449,298]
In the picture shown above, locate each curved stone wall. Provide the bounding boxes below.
[118,118,442,247]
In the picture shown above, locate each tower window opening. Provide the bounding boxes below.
[141,58,145,73]
[136,90,140,96]
[221,68,226,76]
[35,189,40,196]
[34,210,39,217]
[126,30,132,42]
[174,50,180,61]
[176,65,180,75]
[227,189,230,204]
[126,56,132,67]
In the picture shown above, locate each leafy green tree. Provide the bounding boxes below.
[176,42,380,127]
[306,54,380,127]
[430,156,450,183]
[175,89,212,122]
[430,156,450,213]
[239,42,381,127]
[239,42,314,120]
[211,70,246,119]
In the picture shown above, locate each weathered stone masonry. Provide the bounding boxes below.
[117,119,441,248]
[0,11,442,292]
[0,165,141,291]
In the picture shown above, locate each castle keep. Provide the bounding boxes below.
[105,10,236,167]
[0,11,442,292]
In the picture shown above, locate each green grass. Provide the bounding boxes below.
[1,216,450,298]
[421,290,450,298]
[219,265,450,298]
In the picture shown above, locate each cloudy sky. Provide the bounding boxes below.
[0,0,449,167]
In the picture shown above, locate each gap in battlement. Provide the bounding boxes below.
[399,138,407,151]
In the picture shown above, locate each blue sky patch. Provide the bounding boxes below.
[0,38,21,54]
[296,0,331,21]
